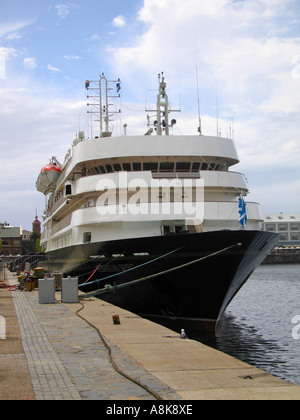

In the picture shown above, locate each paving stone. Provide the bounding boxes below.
[7,272,175,400]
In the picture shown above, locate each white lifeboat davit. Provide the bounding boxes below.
[36,157,62,194]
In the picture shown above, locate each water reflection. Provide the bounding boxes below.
[189,312,289,379]
[188,265,300,386]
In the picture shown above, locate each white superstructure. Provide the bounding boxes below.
[40,73,263,253]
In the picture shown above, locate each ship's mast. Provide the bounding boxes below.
[146,72,180,136]
[86,73,121,138]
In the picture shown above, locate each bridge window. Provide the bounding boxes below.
[192,162,200,172]
[160,162,174,172]
[143,162,158,171]
[113,163,122,171]
[122,163,131,171]
[133,162,141,171]
[176,162,191,171]
[105,164,113,173]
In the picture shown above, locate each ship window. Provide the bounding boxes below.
[122,163,131,171]
[176,162,191,171]
[98,165,106,174]
[192,162,200,172]
[290,216,296,219]
[83,232,91,244]
[143,162,158,171]
[162,225,171,235]
[65,184,72,195]
[201,163,208,170]
[105,164,113,173]
[160,162,174,172]
[292,233,300,240]
[175,225,184,234]
[93,166,100,174]
[133,162,141,171]
[279,234,287,241]
[279,224,288,231]
[265,224,275,231]
[113,163,122,172]
[209,163,216,170]
[291,224,300,230]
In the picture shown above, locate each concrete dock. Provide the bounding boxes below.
[1,270,300,400]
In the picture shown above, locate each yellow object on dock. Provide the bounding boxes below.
[25,278,35,291]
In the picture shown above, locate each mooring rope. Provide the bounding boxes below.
[79,245,185,288]
[82,242,242,299]
[75,301,164,400]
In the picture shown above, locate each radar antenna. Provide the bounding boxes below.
[145,73,181,136]
[86,73,121,138]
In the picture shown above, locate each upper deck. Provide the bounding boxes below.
[58,134,240,187]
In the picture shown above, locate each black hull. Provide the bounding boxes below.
[45,230,278,331]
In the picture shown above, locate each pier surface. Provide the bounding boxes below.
[1,271,300,400]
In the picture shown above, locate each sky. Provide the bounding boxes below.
[0,0,300,231]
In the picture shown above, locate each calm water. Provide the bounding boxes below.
[193,264,300,386]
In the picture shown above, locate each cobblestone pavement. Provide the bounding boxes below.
[8,273,180,400]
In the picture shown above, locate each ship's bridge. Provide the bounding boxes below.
[60,134,239,184]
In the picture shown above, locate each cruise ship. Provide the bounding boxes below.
[36,73,278,330]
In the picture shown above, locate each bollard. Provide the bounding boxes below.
[112,314,120,325]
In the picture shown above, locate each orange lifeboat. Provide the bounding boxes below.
[36,157,62,194]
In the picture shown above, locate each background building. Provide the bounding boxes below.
[32,215,41,236]
[0,215,41,255]
[263,214,300,246]
[0,224,22,255]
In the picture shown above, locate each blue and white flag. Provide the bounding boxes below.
[238,196,247,228]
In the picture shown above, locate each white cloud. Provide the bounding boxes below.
[23,57,37,70]
[108,0,300,161]
[47,64,62,72]
[105,0,300,216]
[0,47,17,59]
[90,34,101,41]
[63,55,82,60]
[0,21,32,38]
[5,32,22,40]
[112,15,127,28]
[0,47,17,78]
[55,4,71,19]
[0,86,85,228]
